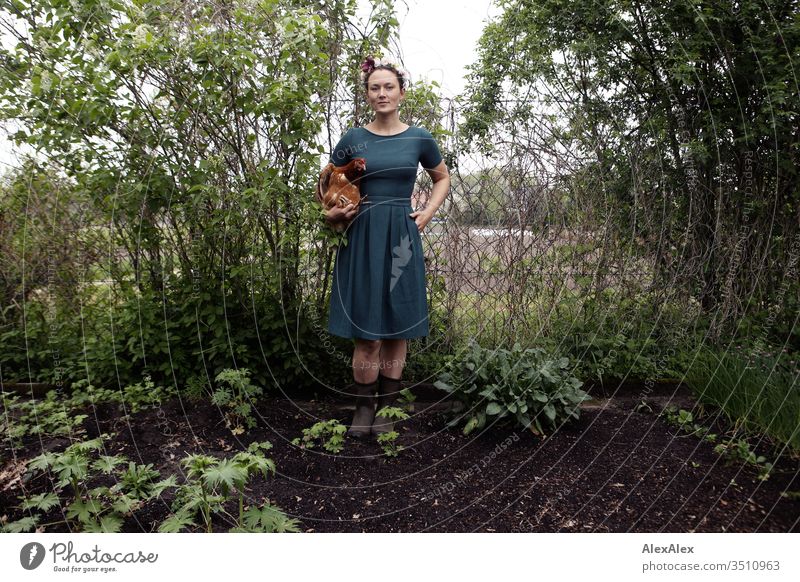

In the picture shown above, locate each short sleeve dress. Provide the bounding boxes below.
[326,125,444,340]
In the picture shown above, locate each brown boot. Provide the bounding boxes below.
[346,378,377,438]
[371,374,402,435]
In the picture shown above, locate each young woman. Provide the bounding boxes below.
[324,56,451,438]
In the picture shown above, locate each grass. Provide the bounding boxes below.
[685,346,800,452]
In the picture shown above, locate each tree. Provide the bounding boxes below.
[458,0,799,332]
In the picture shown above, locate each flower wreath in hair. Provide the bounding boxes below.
[360,55,411,88]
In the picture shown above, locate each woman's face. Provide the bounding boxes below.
[366,68,404,114]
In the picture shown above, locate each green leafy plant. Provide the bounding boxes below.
[291,419,347,453]
[3,435,174,533]
[1,389,88,441]
[159,441,297,533]
[714,439,774,481]
[661,406,718,442]
[2,376,177,443]
[231,502,303,533]
[373,406,410,457]
[376,431,403,457]
[185,374,210,402]
[435,338,590,435]
[211,368,263,435]
[661,406,772,480]
[398,388,416,413]
[70,376,177,414]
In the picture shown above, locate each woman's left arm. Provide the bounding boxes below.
[410,160,451,232]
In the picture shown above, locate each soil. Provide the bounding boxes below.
[1,380,798,533]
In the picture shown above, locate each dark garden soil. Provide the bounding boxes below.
[1,380,798,533]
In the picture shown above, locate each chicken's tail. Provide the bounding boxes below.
[317,163,334,205]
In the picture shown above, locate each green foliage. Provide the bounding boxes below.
[375,406,409,422]
[291,419,347,453]
[434,338,589,435]
[661,405,773,481]
[398,388,416,413]
[160,441,298,533]
[714,439,774,482]
[184,374,211,402]
[685,347,800,451]
[232,503,302,533]
[460,0,799,322]
[1,389,88,441]
[662,406,717,441]
[2,427,296,534]
[372,406,409,457]
[71,375,176,415]
[403,339,451,384]
[376,431,403,457]
[211,368,263,435]
[0,0,394,394]
[548,292,691,385]
[1,375,176,442]
[3,434,174,533]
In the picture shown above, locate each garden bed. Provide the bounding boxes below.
[1,382,798,533]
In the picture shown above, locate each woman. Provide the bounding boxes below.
[324,56,451,439]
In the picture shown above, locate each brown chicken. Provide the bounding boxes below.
[317,158,367,232]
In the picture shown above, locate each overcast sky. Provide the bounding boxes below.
[0,0,500,171]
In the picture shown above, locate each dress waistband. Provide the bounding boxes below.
[360,196,411,206]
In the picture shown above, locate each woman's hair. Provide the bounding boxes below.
[360,56,410,91]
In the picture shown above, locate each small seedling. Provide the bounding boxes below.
[374,407,410,457]
[714,439,774,481]
[291,420,347,453]
[211,368,263,435]
[376,431,403,457]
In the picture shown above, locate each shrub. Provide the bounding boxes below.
[434,338,590,435]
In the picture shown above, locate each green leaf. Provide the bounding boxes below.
[485,402,502,415]
[463,416,479,435]
[92,455,126,474]
[84,514,123,533]
[21,492,60,512]
[158,509,196,533]
[66,498,103,523]
[2,515,39,533]
[202,459,248,496]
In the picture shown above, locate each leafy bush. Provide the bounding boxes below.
[435,338,589,435]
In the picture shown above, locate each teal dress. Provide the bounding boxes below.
[326,125,444,340]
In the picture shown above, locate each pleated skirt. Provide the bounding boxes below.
[327,196,428,340]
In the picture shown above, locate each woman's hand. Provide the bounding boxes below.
[326,203,358,226]
[409,207,435,232]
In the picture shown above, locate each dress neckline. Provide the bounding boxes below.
[360,124,413,137]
